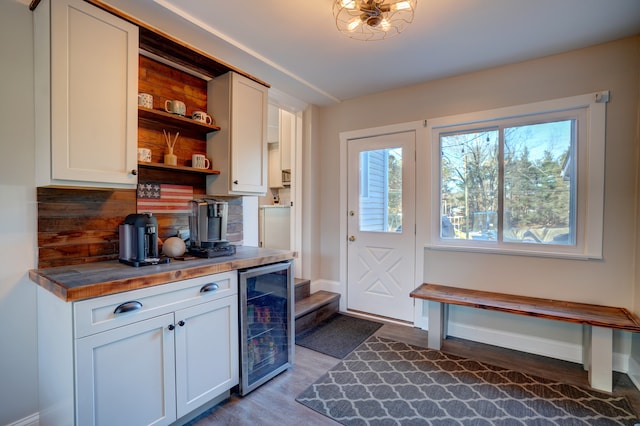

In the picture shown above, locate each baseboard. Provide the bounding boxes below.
[449,321,582,363]
[7,412,39,426]
[447,321,630,373]
[310,279,344,310]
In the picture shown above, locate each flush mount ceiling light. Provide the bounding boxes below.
[333,0,417,41]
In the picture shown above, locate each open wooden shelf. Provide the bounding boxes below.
[138,161,220,175]
[138,106,220,135]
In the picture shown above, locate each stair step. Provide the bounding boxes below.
[294,290,340,336]
[294,278,311,302]
[295,290,339,318]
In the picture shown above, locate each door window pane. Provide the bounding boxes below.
[359,147,402,232]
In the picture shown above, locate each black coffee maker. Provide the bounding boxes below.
[188,199,235,258]
[119,213,165,266]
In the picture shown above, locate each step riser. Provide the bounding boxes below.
[293,281,341,336]
[295,298,340,336]
[294,279,310,302]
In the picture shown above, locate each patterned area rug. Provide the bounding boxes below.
[296,336,639,425]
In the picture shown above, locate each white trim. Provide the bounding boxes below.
[7,413,39,426]
[448,321,631,373]
[339,121,426,325]
[425,92,608,259]
[268,88,308,114]
[421,309,632,374]
[449,321,583,364]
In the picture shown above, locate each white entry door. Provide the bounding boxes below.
[347,131,416,322]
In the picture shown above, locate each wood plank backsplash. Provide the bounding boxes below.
[37,187,135,268]
[37,189,243,269]
[138,55,209,167]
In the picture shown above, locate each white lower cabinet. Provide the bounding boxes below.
[76,313,177,426]
[175,297,238,418]
[37,271,238,426]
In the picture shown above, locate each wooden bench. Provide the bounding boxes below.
[410,283,640,392]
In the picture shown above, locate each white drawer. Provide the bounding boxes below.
[74,271,237,338]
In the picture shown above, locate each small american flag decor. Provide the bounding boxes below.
[137,183,193,214]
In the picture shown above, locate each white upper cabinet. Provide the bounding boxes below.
[206,72,268,196]
[34,0,139,188]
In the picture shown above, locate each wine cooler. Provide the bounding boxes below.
[238,260,294,395]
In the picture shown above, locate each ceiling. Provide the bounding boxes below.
[102,0,640,107]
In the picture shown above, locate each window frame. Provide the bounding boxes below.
[426,92,608,259]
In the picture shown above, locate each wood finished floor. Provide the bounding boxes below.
[193,318,640,425]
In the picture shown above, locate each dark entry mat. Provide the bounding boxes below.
[295,314,383,359]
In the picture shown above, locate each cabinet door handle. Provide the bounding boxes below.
[113,301,143,314]
[168,324,175,331]
[200,283,219,293]
[233,180,239,185]
[131,169,138,176]
[178,320,185,327]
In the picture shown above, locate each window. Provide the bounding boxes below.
[359,147,403,232]
[427,92,608,259]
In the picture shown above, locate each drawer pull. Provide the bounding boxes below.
[113,301,143,314]
[200,283,219,293]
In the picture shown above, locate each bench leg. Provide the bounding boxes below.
[582,324,591,371]
[584,325,613,392]
[427,301,447,350]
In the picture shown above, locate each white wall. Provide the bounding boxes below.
[316,37,640,362]
[0,1,39,424]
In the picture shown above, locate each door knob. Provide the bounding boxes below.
[349,210,355,216]
[348,235,356,242]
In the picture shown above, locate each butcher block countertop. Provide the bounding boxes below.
[29,246,294,302]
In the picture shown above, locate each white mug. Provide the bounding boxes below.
[164,99,186,116]
[192,154,210,169]
[137,148,152,163]
[138,93,153,109]
[192,111,213,125]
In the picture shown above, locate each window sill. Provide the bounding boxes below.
[423,243,600,261]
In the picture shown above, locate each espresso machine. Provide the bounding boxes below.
[119,213,168,266]
[188,198,236,258]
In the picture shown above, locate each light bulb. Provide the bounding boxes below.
[340,0,357,9]
[391,1,411,10]
[380,18,390,31]
[347,18,362,31]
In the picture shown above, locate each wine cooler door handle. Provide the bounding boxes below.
[200,283,219,293]
[113,301,143,314]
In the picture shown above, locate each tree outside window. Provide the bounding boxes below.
[440,120,574,245]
